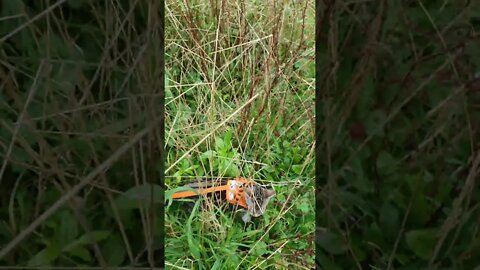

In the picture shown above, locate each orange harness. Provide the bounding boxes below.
[170,177,257,209]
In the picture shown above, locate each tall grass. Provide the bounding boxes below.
[165,0,315,269]
[318,1,480,269]
[0,1,163,267]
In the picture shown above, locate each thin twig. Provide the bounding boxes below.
[0,114,163,260]
[165,93,260,174]
[0,61,45,185]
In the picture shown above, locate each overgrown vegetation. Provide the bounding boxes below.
[0,1,163,267]
[164,0,314,269]
[318,1,480,269]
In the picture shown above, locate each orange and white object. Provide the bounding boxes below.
[170,177,257,209]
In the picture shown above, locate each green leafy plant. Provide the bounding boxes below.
[164,0,314,268]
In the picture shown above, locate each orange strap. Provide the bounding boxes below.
[171,177,257,209]
[171,185,228,199]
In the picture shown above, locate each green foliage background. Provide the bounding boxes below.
[318,1,480,269]
[0,0,163,267]
[5,0,476,269]
[0,0,315,269]
[164,0,314,269]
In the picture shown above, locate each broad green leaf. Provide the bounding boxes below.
[350,235,367,262]
[172,171,182,183]
[220,159,239,177]
[186,201,201,260]
[215,136,225,151]
[63,231,111,253]
[67,0,89,9]
[224,129,233,147]
[10,146,32,173]
[57,210,79,247]
[37,34,69,59]
[292,164,303,175]
[317,250,342,270]
[365,222,387,250]
[395,253,410,266]
[201,150,217,161]
[115,184,163,210]
[351,152,373,193]
[410,194,431,226]
[365,110,387,137]
[102,234,125,266]
[405,228,438,260]
[379,203,399,237]
[377,151,397,176]
[211,258,223,270]
[179,159,190,170]
[355,76,375,118]
[317,231,347,255]
[66,246,91,262]
[296,200,310,214]
[27,244,61,267]
[252,241,268,256]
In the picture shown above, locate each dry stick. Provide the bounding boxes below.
[8,172,25,242]
[417,0,459,78]
[0,115,163,260]
[31,93,166,121]
[331,58,451,183]
[101,178,136,264]
[250,240,289,270]
[0,61,45,185]
[165,93,260,174]
[138,141,155,267]
[210,0,223,104]
[211,35,273,54]
[0,0,66,43]
[417,0,476,154]
[84,130,136,263]
[429,149,480,266]
[235,195,297,270]
[78,0,140,105]
[164,262,190,270]
[51,180,107,267]
[236,162,311,268]
[386,180,419,270]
